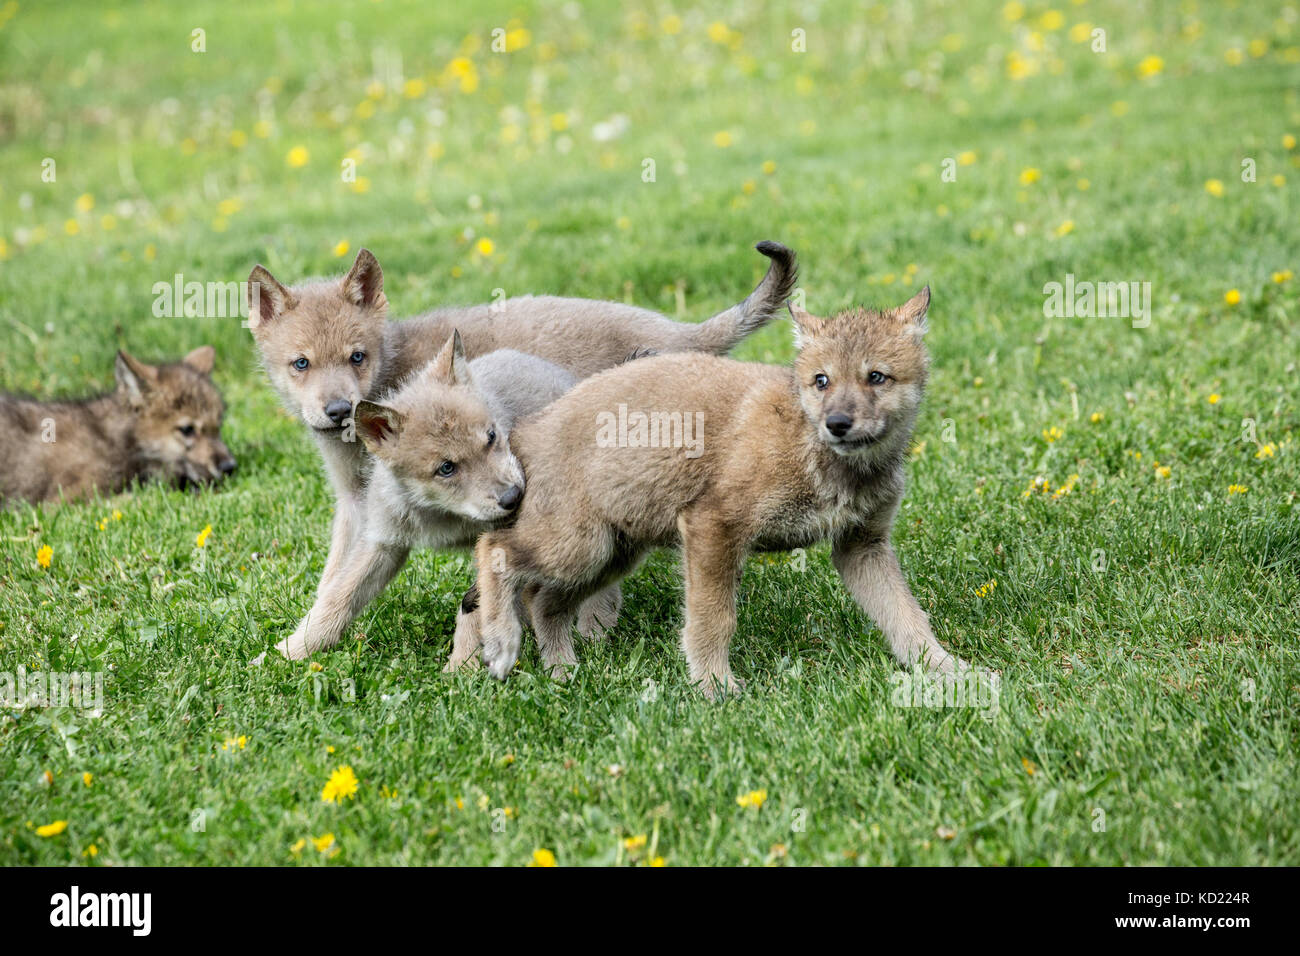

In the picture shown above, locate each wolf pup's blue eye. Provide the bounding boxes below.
[436,460,456,477]
[814,373,829,390]
[293,357,309,371]
[350,351,366,365]
[868,371,886,385]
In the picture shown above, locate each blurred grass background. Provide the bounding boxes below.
[0,1,1297,865]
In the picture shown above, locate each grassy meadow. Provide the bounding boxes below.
[0,0,1297,865]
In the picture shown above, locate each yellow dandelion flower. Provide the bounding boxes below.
[761,159,777,175]
[1003,2,1025,22]
[476,237,495,256]
[648,856,666,866]
[1042,426,1064,443]
[75,193,95,212]
[623,834,647,851]
[1228,483,1248,495]
[713,130,733,148]
[1224,48,1243,66]
[286,146,310,168]
[230,129,248,148]
[37,545,53,569]
[82,844,98,858]
[531,848,557,867]
[83,772,93,786]
[1090,412,1104,423]
[1054,220,1075,237]
[1223,289,1240,305]
[661,15,682,35]
[1204,179,1225,197]
[195,524,212,548]
[736,789,767,809]
[311,832,335,853]
[1019,167,1041,185]
[1155,465,1171,479]
[1272,270,1292,284]
[1255,443,1277,460]
[403,78,426,99]
[333,240,350,258]
[321,764,359,803]
[1136,55,1164,77]
[290,838,306,855]
[957,150,977,166]
[1022,758,1037,776]
[707,22,730,44]
[64,219,80,236]
[36,820,68,837]
[1284,134,1297,150]
[1208,393,1221,404]
[1039,10,1064,31]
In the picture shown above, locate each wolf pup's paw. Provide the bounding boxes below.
[482,639,520,681]
[698,672,746,701]
[275,627,312,661]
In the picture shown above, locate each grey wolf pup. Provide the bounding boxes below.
[1,346,235,504]
[248,241,796,659]
[277,331,621,660]
[471,286,968,697]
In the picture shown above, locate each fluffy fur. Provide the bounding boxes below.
[249,242,796,659]
[470,286,967,696]
[0,346,235,504]
[275,333,620,660]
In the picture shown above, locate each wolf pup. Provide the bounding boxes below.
[248,241,795,659]
[1,347,236,504]
[472,286,967,697]
[277,330,621,661]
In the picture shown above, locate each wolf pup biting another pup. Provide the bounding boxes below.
[1,346,235,504]
[471,286,967,696]
[249,242,797,660]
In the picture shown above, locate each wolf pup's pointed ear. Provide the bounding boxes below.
[897,285,930,338]
[182,345,215,375]
[247,265,295,332]
[342,248,386,310]
[353,401,405,452]
[432,329,473,387]
[787,302,823,349]
[115,350,156,408]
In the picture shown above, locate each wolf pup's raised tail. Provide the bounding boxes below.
[681,240,798,354]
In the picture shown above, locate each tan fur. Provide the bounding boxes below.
[249,243,796,659]
[472,286,967,697]
[0,346,235,504]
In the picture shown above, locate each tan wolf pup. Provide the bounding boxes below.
[247,242,796,660]
[472,286,967,696]
[1,347,236,504]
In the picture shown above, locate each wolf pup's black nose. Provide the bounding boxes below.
[497,484,524,512]
[324,399,352,425]
[825,413,853,437]
[219,457,238,475]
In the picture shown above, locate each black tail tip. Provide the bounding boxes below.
[755,240,792,261]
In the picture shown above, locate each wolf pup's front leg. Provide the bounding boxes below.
[475,536,524,680]
[831,528,966,675]
[278,540,410,659]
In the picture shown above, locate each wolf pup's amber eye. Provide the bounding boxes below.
[293,357,309,371]
[868,371,886,385]
[436,460,457,478]
[350,351,366,365]
[178,424,196,437]
[486,428,496,448]
[814,373,830,390]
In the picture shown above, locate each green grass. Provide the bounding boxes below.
[2,0,1298,865]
